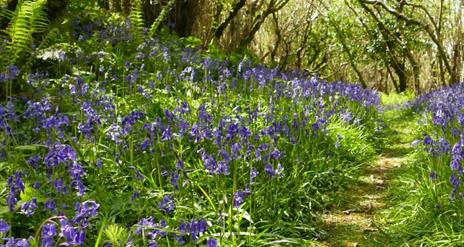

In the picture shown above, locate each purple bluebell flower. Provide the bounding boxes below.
[178,119,189,136]
[44,199,56,212]
[59,219,85,246]
[176,159,184,170]
[44,143,77,168]
[68,162,85,179]
[216,161,230,175]
[147,240,158,247]
[270,149,281,159]
[250,167,258,184]
[239,126,251,139]
[233,187,252,208]
[134,216,168,241]
[265,163,284,178]
[107,124,122,143]
[158,195,175,214]
[207,238,218,247]
[424,136,433,145]
[21,198,37,216]
[27,155,41,169]
[32,181,41,189]
[41,223,56,247]
[0,219,10,232]
[6,172,24,210]
[164,109,175,122]
[54,179,68,194]
[226,123,238,139]
[265,164,276,177]
[179,220,208,240]
[141,138,150,151]
[201,152,217,174]
[161,167,168,177]
[170,171,180,190]
[72,200,100,225]
[135,169,145,181]
[198,104,211,123]
[231,142,241,157]
[96,159,103,168]
[6,190,18,211]
[131,191,140,202]
[134,217,155,235]
[161,127,172,141]
[7,65,19,80]
[24,98,52,118]
[2,237,29,247]
[8,172,25,193]
[451,159,463,175]
[175,235,186,245]
[450,174,461,200]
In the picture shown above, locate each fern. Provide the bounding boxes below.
[148,0,176,37]
[5,0,48,64]
[129,0,145,40]
[0,1,12,21]
[104,224,129,246]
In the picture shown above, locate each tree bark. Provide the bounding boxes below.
[213,0,247,40]
[386,64,399,93]
[174,0,195,36]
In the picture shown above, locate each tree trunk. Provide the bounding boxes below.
[387,64,400,93]
[391,60,407,92]
[122,0,131,15]
[174,0,190,36]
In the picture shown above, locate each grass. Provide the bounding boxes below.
[380,91,414,106]
[315,94,421,246]
[372,97,464,246]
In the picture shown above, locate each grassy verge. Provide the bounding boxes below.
[375,93,464,246]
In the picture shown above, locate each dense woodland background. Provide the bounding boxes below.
[1,0,464,93]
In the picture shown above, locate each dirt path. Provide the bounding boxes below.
[318,111,416,246]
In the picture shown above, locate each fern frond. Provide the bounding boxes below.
[148,0,176,37]
[129,0,145,40]
[6,0,48,63]
[0,5,13,21]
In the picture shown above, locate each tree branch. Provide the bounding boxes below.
[358,0,453,81]
[212,0,247,39]
[359,0,420,25]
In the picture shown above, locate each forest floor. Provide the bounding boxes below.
[317,109,417,247]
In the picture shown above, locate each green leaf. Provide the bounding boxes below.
[14,144,47,152]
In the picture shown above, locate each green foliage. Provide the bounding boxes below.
[327,118,376,163]
[129,0,144,40]
[104,224,130,246]
[380,92,414,106]
[148,0,176,37]
[3,0,48,66]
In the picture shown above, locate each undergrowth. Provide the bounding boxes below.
[0,11,384,246]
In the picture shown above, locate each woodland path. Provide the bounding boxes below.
[317,109,417,247]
